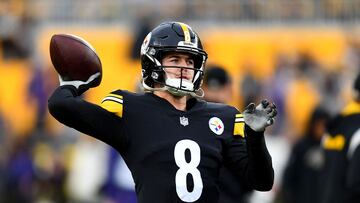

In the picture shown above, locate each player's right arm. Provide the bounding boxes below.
[48,84,127,148]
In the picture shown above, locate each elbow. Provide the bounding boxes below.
[48,95,71,122]
[252,167,274,191]
[48,87,80,127]
[254,179,274,192]
[48,97,63,120]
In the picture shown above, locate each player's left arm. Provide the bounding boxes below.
[224,100,276,191]
[224,126,274,191]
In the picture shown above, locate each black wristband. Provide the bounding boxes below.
[60,85,79,96]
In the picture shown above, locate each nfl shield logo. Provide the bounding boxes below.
[180,116,189,126]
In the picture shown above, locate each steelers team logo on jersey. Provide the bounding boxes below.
[208,117,224,135]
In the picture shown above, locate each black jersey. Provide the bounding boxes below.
[48,86,273,203]
[320,101,360,203]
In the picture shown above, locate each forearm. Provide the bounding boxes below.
[224,126,274,191]
[244,125,274,191]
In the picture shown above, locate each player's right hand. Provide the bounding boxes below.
[59,72,101,95]
[243,99,277,132]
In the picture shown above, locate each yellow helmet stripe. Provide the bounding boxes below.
[178,22,191,43]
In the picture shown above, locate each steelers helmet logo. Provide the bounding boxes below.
[208,117,224,135]
[141,32,151,55]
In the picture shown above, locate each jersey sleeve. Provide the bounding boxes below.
[346,130,360,201]
[48,86,128,150]
[222,111,274,191]
[346,146,360,201]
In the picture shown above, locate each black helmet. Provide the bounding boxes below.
[140,21,208,96]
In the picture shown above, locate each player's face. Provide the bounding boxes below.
[162,52,195,81]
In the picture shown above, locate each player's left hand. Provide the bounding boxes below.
[243,99,277,132]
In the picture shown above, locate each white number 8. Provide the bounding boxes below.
[174,139,203,202]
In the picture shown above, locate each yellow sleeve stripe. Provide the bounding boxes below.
[108,93,123,99]
[100,100,123,118]
[322,134,345,151]
[233,122,245,138]
[102,96,123,104]
[341,101,360,116]
[235,114,244,123]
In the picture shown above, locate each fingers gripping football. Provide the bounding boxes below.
[59,72,101,95]
[243,99,277,132]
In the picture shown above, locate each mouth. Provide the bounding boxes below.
[179,76,191,81]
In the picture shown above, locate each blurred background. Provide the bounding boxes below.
[0,0,359,203]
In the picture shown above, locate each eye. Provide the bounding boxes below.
[170,58,179,63]
[187,59,194,65]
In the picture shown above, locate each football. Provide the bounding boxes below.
[50,34,102,87]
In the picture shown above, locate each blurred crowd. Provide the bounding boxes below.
[1,0,360,203]
[3,0,360,23]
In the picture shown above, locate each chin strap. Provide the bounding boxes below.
[189,88,204,98]
[142,80,167,92]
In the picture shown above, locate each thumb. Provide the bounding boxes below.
[244,103,255,113]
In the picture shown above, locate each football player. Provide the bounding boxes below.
[48,22,276,203]
[320,72,360,203]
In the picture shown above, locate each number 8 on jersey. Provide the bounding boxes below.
[174,139,203,202]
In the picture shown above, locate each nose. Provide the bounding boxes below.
[179,58,190,68]
[181,66,190,78]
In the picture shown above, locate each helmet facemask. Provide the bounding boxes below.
[156,49,206,96]
[163,65,200,97]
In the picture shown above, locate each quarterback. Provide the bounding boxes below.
[48,22,276,203]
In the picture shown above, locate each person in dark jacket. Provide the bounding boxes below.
[320,72,360,203]
[281,106,330,203]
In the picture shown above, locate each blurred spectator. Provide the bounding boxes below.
[28,65,48,130]
[203,65,253,203]
[240,70,263,109]
[320,71,360,203]
[285,53,321,139]
[264,54,296,135]
[3,136,35,203]
[0,112,5,203]
[319,71,342,115]
[65,138,108,203]
[129,13,155,60]
[99,148,137,203]
[203,65,233,103]
[279,106,330,203]
[31,141,68,203]
[0,3,36,59]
